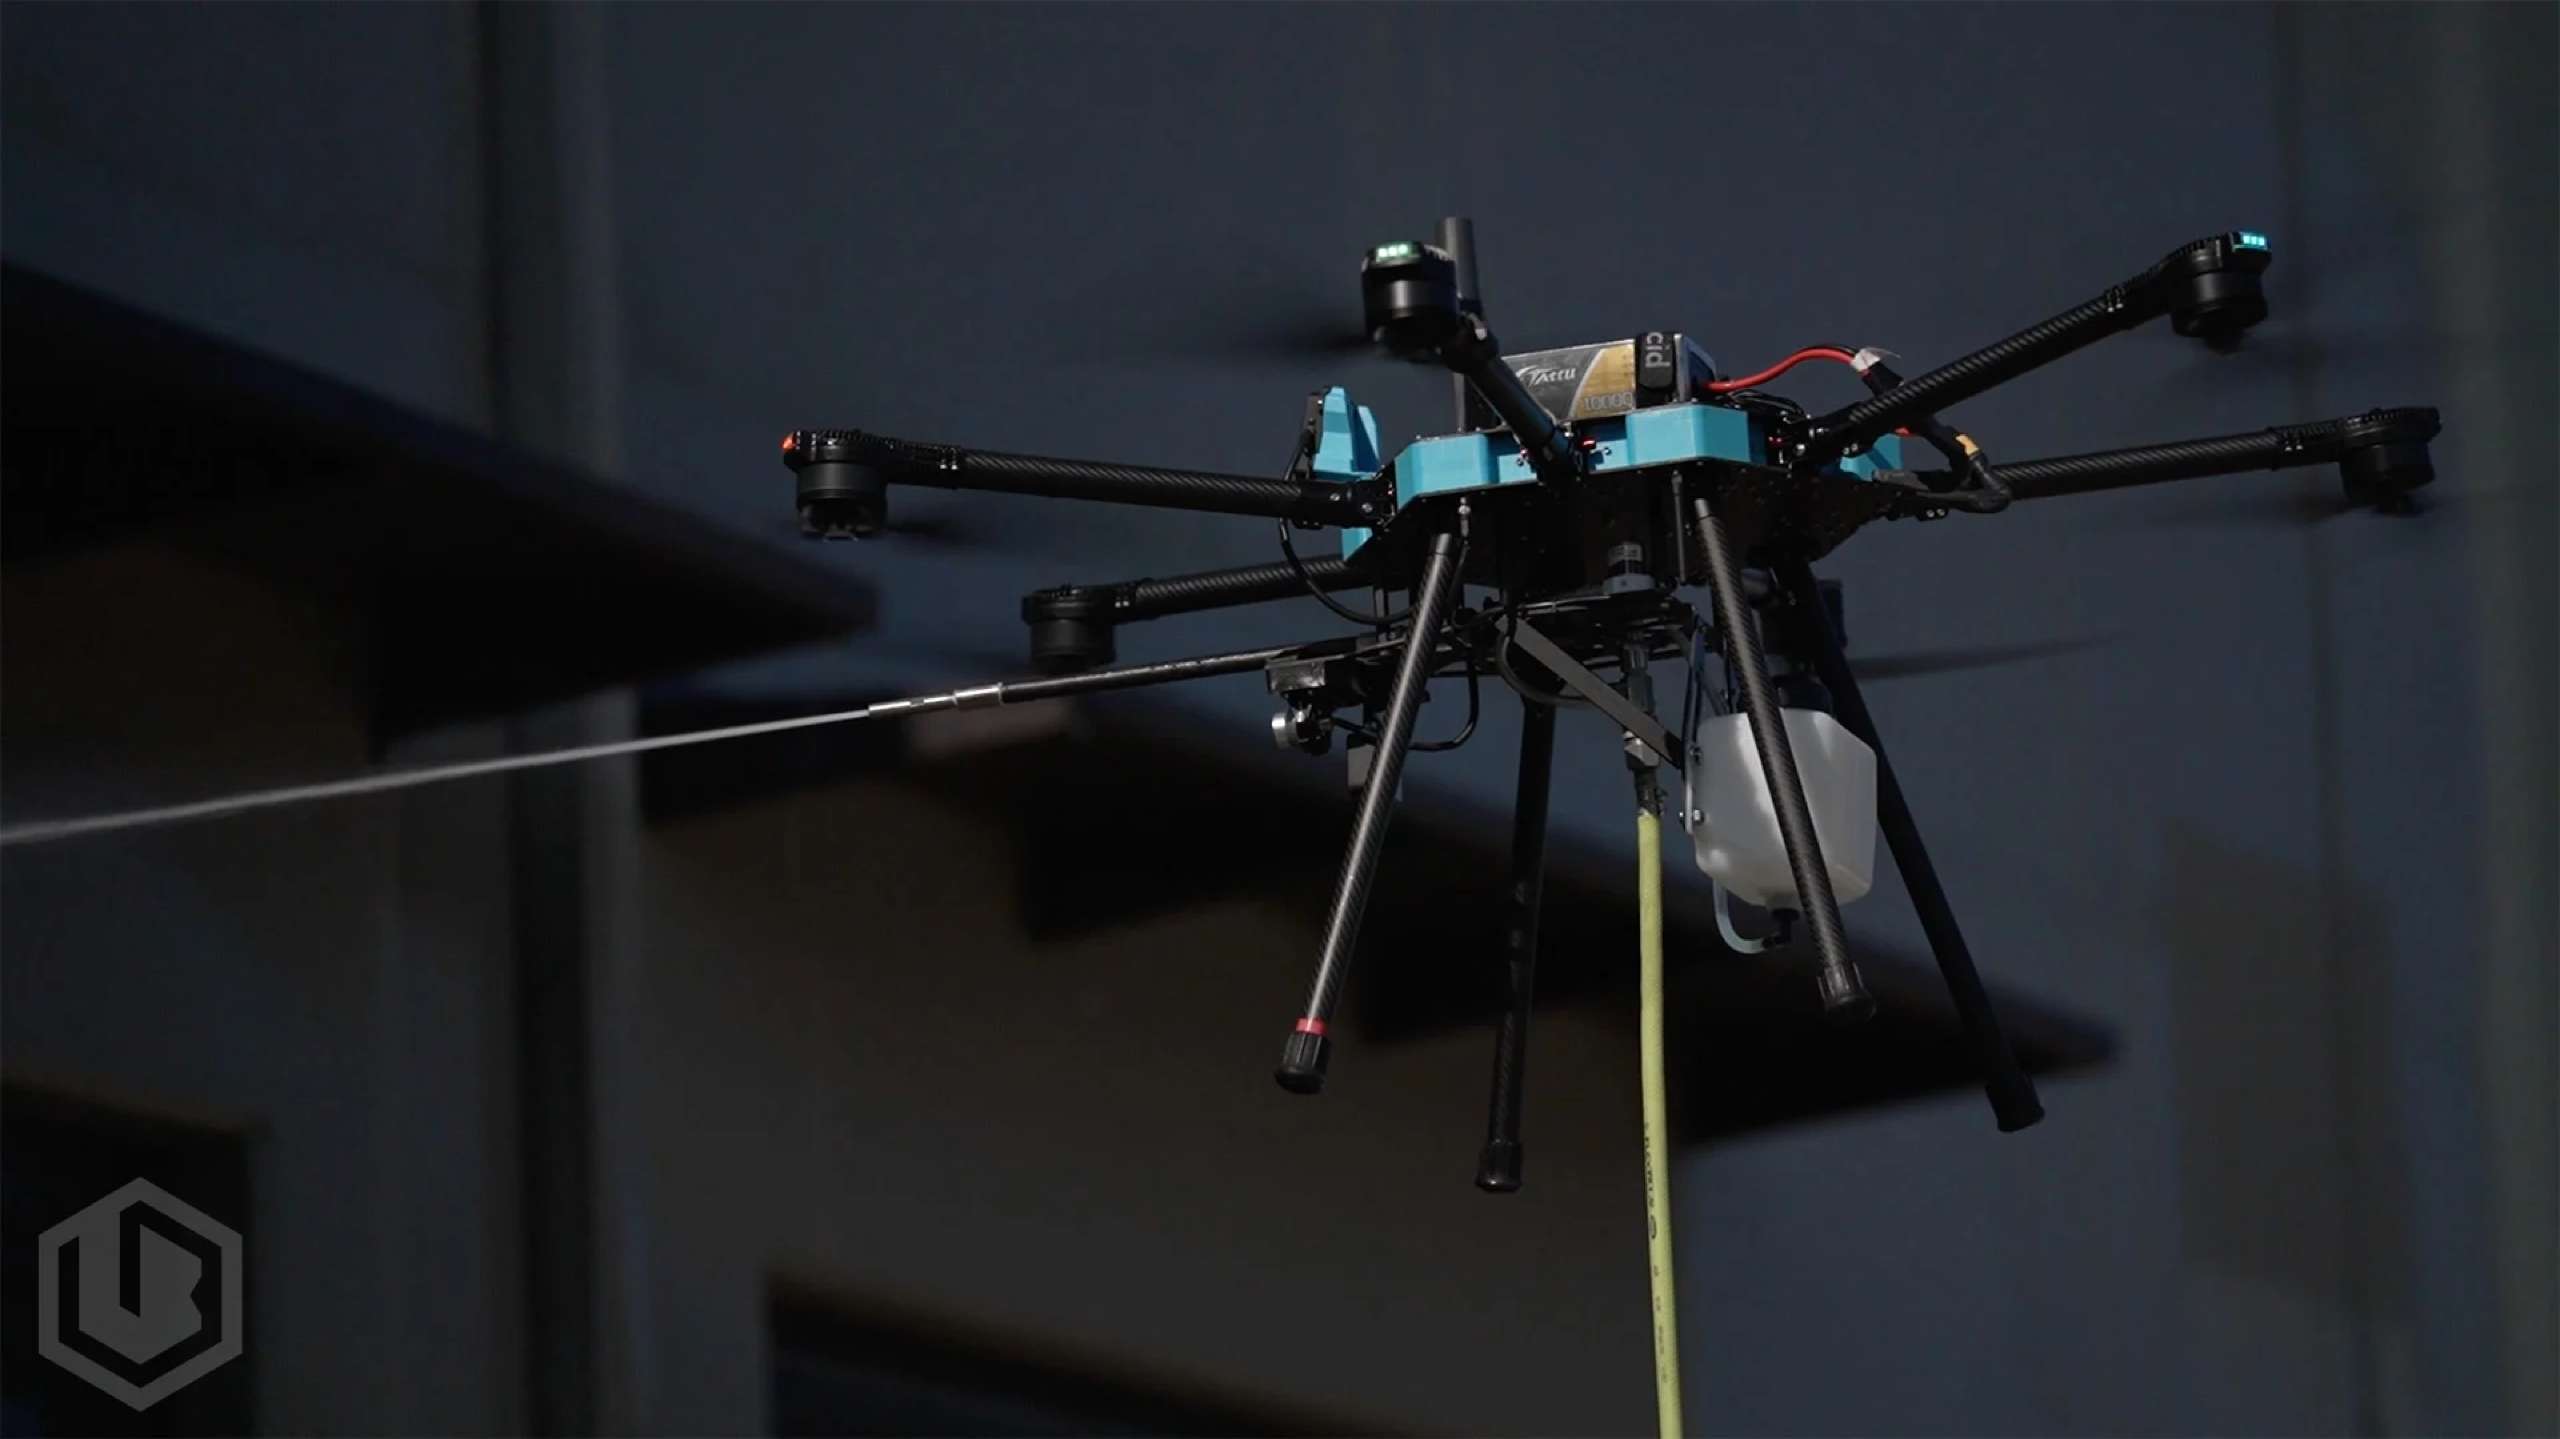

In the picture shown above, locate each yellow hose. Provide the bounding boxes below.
[1637,803,1683,1438]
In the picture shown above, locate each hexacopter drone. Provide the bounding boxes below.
[783,218,2439,1431]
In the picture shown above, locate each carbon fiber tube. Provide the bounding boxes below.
[1774,560,2043,1131]
[1802,292,2141,464]
[997,640,1352,705]
[959,450,1355,521]
[1856,408,2443,508]
[1451,341,1586,485]
[0,637,1364,848]
[1477,699,1556,1193]
[1801,232,2263,464]
[792,429,1368,525]
[1124,555,1364,618]
[1993,409,2441,499]
[1439,216,1481,432]
[1021,556,1375,674]
[1692,496,1871,1021]
[1998,430,2289,498]
[1277,527,1468,1093]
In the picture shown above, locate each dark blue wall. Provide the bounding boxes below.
[5,2,2548,1432]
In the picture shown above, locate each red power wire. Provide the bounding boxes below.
[1704,345,1860,393]
[1704,345,1916,438]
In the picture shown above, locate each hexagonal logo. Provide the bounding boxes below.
[37,1178,243,1410]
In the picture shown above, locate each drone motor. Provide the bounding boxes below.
[785,429,889,539]
[2154,229,2273,350]
[1022,586,1117,673]
[2337,406,2440,507]
[1360,241,1465,358]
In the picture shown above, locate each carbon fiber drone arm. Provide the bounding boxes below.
[1439,318,1588,485]
[1799,231,2274,466]
[1032,553,1370,624]
[784,428,1387,537]
[1018,553,1377,672]
[1993,407,2442,504]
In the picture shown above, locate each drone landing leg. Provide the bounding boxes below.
[1276,525,1468,1094]
[1476,699,1556,1192]
[1690,494,1873,1020]
[1775,560,2045,1132]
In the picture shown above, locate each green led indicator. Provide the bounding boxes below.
[2235,230,2271,250]
[1370,242,1419,262]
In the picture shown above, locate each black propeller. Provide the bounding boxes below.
[771,509,989,548]
[1059,232,1412,371]
[2143,320,2446,393]
[2138,485,2403,532]
[1847,634,2121,682]
[2133,470,2464,532]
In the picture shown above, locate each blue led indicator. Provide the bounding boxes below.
[2235,230,2270,250]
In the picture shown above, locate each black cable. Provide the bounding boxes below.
[1854,357,2012,513]
[1898,412,1978,473]
[1678,624,1714,756]
[1337,610,1487,753]
[1413,650,1480,752]
[1720,389,1809,424]
[1708,607,1741,714]
[1278,519,1410,627]
[1677,629,1698,753]
[1264,409,1475,748]
[1869,468,2015,515]
[1271,405,1407,628]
